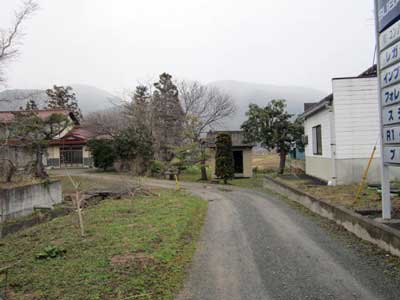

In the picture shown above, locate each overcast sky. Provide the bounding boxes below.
[1,0,375,95]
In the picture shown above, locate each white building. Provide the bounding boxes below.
[302,66,400,185]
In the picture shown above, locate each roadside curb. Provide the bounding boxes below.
[264,176,400,257]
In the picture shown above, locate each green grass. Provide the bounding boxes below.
[178,166,211,183]
[230,175,265,189]
[0,190,208,300]
[178,166,265,190]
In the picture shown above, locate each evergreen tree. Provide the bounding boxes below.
[46,85,82,120]
[114,126,154,174]
[152,73,185,162]
[87,139,116,171]
[126,85,152,130]
[241,99,304,174]
[215,133,234,184]
[10,112,71,178]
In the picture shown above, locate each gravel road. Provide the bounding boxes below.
[169,181,400,300]
[52,172,400,299]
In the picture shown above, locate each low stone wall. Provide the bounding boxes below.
[264,176,400,257]
[0,180,62,221]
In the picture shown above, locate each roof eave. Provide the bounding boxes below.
[300,102,331,119]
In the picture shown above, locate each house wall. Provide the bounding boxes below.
[46,146,61,167]
[332,77,381,160]
[331,77,400,184]
[243,149,253,178]
[45,145,93,168]
[83,145,93,167]
[304,108,333,182]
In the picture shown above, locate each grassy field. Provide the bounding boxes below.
[56,175,124,193]
[0,190,207,300]
[178,166,211,183]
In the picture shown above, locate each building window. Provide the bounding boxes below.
[312,125,322,155]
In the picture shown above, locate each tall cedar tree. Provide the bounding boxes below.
[241,99,304,174]
[152,73,185,162]
[215,133,235,184]
[46,85,82,120]
[126,85,152,130]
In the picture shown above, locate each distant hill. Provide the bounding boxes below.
[0,81,326,130]
[0,84,121,115]
[209,80,326,129]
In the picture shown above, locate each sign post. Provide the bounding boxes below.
[374,0,400,220]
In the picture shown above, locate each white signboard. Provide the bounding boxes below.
[381,61,400,87]
[380,40,400,68]
[380,18,400,50]
[384,146,400,163]
[383,125,400,143]
[383,104,400,125]
[376,0,398,219]
[382,82,400,106]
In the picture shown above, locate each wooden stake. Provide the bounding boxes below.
[354,145,377,205]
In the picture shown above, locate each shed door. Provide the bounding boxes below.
[233,151,244,174]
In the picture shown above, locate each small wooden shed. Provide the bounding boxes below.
[206,131,255,178]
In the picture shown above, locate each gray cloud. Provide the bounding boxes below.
[0,0,375,95]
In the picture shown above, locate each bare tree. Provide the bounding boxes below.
[83,107,129,138]
[178,81,236,180]
[0,0,39,87]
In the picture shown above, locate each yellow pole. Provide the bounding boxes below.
[354,146,377,204]
[175,174,180,191]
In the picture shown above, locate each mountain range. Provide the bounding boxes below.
[0,84,121,114]
[0,81,326,129]
[209,80,326,129]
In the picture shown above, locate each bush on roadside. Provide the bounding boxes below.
[149,160,167,177]
[87,139,116,171]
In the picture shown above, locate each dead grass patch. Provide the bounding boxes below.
[252,153,279,172]
[111,252,156,272]
[274,175,400,217]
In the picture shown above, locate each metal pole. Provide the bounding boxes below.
[374,0,392,220]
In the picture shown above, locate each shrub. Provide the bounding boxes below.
[149,160,166,177]
[87,139,116,171]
